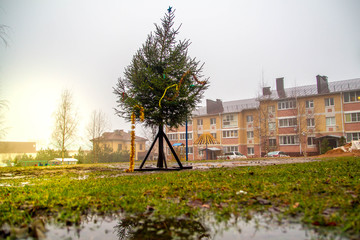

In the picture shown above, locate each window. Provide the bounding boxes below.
[326,117,336,126]
[224,146,238,153]
[223,114,237,127]
[268,106,275,113]
[187,119,193,125]
[180,133,185,140]
[269,139,277,147]
[344,91,360,103]
[188,147,193,154]
[211,133,217,139]
[198,150,203,156]
[247,131,254,139]
[197,119,203,126]
[246,115,253,123]
[139,144,143,151]
[222,130,238,138]
[279,118,297,127]
[210,118,216,125]
[268,122,276,131]
[118,144,122,151]
[307,137,316,146]
[306,100,314,108]
[278,100,296,110]
[247,147,254,155]
[347,132,360,142]
[279,135,299,145]
[167,133,178,140]
[224,115,233,122]
[325,98,334,107]
[307,118,315,127]
[345,112,360,123]
[179,133,193,140]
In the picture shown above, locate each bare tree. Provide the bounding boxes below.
[52,89,78,161]
[87,110,110,163]
[0,100,8,139]
[0,23,9,138]
[0,24,9,47]
[255,94,277,156]
[255,78,278,156]
[140,125,157,148]
[295,99,321,156]
[288,83,320,157]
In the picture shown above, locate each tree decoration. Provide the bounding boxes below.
[126,112,136,172]
[114,8,209,170]
[159,84,178,108]
[126,105,145,172]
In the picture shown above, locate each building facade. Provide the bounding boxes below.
[92,129,147,160]
[0,141,37,163]
[166,76,360,159]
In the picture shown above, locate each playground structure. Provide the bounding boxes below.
[171,143,186,162]
[194,133,219,160]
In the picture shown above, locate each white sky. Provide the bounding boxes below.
[1,0,360,150]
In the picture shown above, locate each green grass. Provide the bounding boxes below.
[0,157,359,237]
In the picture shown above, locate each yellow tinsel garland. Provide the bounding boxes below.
[125,106,144,173]
[159,70,207,108]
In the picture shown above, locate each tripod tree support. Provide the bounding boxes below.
[136,125,192,171]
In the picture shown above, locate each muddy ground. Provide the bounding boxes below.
[185,157,320,170]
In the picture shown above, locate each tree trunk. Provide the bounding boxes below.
[157,125,166,168]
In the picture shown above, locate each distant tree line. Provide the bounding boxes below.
[74,146,130,164]
[10,147,130,167]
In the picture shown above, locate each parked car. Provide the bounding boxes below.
[217,151,247,160]
[264,151,289,157]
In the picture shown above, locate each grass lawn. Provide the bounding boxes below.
[0,157,359,238]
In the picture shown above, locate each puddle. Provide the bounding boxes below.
[0,175,26,180]
[72,175,89,180]
[0,183,12,187]
[42,214,349,240]
[0,181,32,187]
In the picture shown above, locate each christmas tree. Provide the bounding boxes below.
[114,8,209,170]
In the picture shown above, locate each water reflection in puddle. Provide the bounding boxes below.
[44,213,349,240]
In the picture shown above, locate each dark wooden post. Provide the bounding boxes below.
[157,125,166,168]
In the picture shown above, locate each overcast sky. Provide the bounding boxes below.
[1,0,359,150]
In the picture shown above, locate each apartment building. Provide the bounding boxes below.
[166,76,360,159]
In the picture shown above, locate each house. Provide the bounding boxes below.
[92,129,147,160]
[166,76,360,159]
[0,141,37,162]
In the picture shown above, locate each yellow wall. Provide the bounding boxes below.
[298,94,343,133]
[99,140,145,160]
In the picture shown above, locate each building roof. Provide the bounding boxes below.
[193,78,360,117]
[193,98,258,116]
[0,142,36,154]
[93,129,147,142]
[268,78,360,100]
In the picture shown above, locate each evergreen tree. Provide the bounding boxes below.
[114,8,208,169]
[320,138,331,154]
[114,9,208,129]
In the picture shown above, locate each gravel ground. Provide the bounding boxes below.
[184,158,320,170]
